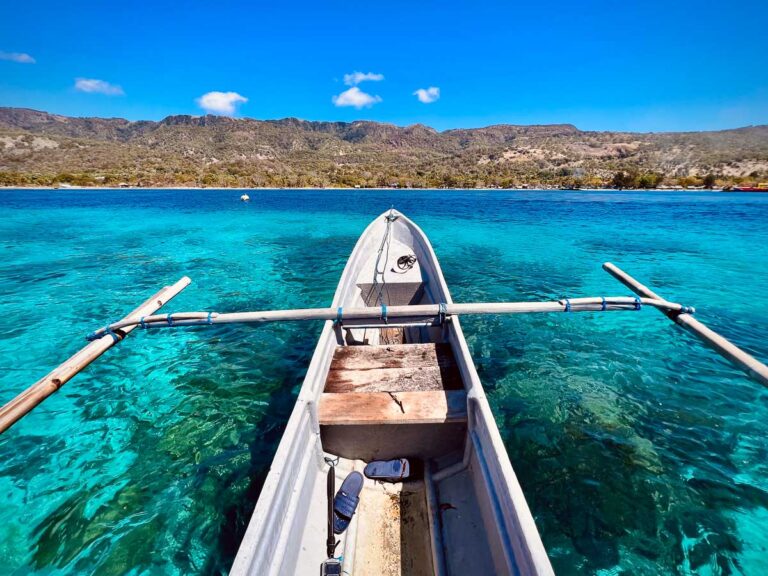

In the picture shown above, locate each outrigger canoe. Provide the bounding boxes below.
[4,210,767,574]
[230,210,555,575]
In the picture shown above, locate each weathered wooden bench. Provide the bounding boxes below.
[319,343,467,426]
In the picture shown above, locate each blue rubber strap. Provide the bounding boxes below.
[334,492,359,519]
[167,313,174,326]
[87,320,118,341]
[335,306,343,324]
[601,297,606,311]
[140,316,147,329]
[207,312,213,325]
[564,299,571,312]
[438,302,448,324]
[381,304,387,321]
[634,296,642,311]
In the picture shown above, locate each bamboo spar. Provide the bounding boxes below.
[6,263,765,435]
[0,277,191,434]
[603,262,768,387]
[85,296,692,337]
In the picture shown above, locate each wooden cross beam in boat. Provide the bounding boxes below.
[84,295,692,336]
[78,284,768,390]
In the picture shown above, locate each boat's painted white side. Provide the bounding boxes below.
[402,214,553,576]
[230,214,387,576]
[230,210,553,575]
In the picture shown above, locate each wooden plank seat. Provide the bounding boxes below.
[320,343,467,426]
[325,343,463,393]
[318,390,468,425]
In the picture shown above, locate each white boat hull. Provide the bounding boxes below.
[231,210,553,575]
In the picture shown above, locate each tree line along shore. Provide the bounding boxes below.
[0,169,758,190]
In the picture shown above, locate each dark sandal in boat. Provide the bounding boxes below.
[333,471,364,534]
[364,458,410,482]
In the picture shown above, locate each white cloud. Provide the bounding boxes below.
[0,51,35,64]
[74,78,124,96]
[343,71,384,86]
[332,86,382,109]
[414,86,440,104]
[196,91,248,116]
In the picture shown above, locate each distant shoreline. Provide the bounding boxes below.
[2,186,756,193]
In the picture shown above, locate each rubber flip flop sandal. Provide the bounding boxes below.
[333,471,364,534]
[363,458,410,482]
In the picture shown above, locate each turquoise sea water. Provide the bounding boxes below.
[0,189,767,575]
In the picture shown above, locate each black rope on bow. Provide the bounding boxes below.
[392,254,417,274]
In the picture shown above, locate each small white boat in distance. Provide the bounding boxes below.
[240,193,250,202]
[231,210,553,575]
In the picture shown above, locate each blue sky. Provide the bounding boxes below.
[1,0,766,132]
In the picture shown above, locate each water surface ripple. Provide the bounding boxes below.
[0,189,766,575]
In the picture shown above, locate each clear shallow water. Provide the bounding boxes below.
[0,189,767,576]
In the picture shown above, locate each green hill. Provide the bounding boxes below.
[1,107,766,188]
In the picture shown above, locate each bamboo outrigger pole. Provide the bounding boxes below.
[3,266,767,436]
[603,262,768,386]
[84,296,692,336]
[0,277,191,434]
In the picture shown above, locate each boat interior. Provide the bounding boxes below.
[231,211,551,576]
[314,216,489,574]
